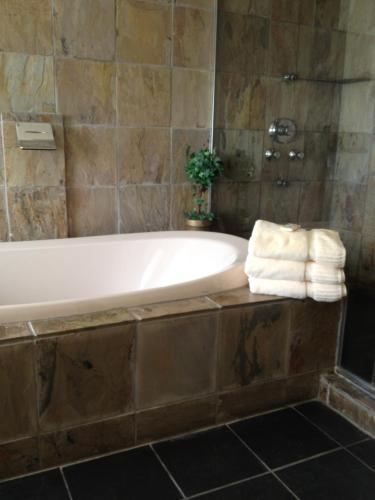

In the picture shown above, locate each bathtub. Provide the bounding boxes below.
[0,231,248,322]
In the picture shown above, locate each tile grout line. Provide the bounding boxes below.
[226,425,301,500]
[272,446,342,473]
[59,467,74,500]
[150,444,187,499]
[186,471,270,499]
[291,405,375,474]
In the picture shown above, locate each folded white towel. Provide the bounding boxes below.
[249,277,307,299]
[245,256,345,284]
[305,262,345,284]
[249,220,309,262]
[309,229,346,267]
[249,278,346,302]
[307,282,347,302]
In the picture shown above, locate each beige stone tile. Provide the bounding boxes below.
[363,179,375,237]
[334,132,371,184]
[136,396,217,444]
[3,121,65,188]
[300,81,337,132]
[298,0,316,25]
[117,65,171,126]
[0,190,8,241]
[171,129,210,183]
[172,68,213,128]
[65,126,116,187]
[293,132,329,181]
[54,0,115,60]
[176,0,214,8]
[215,129,263,182]
[174,6,214,69]
[209,287,285,308]
[0,323,32,344]
[0,438,39,480]
[216,11,269,74]
[211,181,260,235]
[344,33,375,80]
[117,0,171,65]
[218,302,290,390]
[298,26,345,80]
[339,82,375,134]
[337,229,361,279]
[0,53,55,113]
[288,300,342,375]
[118,127,170,184]
[259,182,301,224]
[39,414,135,468]
[0,0,52,55]
[32,309,135,336]
[268,22,299,77]
[262,132,304,182]
[271,0,300,22]
[129,297,219,320]
[37,324,135,432]
[8,187,67,241]
[298,181,325,223]
[67,187,116,237]
[170,183,193,230]
[214,72,251,129]
[56,59,115,124]
[315,0,342,29]
[219,0,271,16]
[346,0,375,35]
[136,312,218,408]
[330,182,367,232]
[0,343,37,444]
[119,185,170,232]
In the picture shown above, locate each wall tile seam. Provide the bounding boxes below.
[328,384,375,414]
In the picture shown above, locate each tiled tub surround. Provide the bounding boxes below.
[0,287,343,479]
[0,0,216,240]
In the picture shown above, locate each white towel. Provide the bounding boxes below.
[249,220,309,262]
[309,229,346,267]
[249,277,307,299]
[245,256,345,284]
[249,278,346,302]
[307,282,347,302]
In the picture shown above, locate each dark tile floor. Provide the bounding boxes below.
[1,401,374,499]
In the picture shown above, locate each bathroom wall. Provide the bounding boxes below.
[0,0,216,240]
[212,0,345,237]
[325,0,375,286]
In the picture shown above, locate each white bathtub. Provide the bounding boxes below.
[0,231,248,322]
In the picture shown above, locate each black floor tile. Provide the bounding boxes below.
[231,408,337,469]
[349,439,375,469]
[277,449,375,500]
[194,474,294,499]
[154,426,266,496]
[295,401,367,445]
[0,469,69,500]
[63,446,181,500]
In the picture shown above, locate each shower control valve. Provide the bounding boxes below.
[264,149,281,161]
[288,150,304,161]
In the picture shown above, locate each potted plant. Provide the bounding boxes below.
[184,148,224,230]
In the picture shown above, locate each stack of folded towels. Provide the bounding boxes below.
[245,220,347,302]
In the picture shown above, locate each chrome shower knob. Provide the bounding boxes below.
[264,149,281,161]
[288,150,304,160]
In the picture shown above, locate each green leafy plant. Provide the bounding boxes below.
[184,148,224,221]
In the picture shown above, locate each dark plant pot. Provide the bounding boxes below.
[185,219,212,231]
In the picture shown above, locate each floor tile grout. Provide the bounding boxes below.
[59,467,74,500]
[150,444,187,499]
[292,405,375,475]
[226,425,301,500]
[272,446,342,472]
[185,471,271,499]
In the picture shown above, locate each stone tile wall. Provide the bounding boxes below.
[0,288,343,479]
[324,0,375,286]
[0,0,216,240]
[212,0,344,237]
